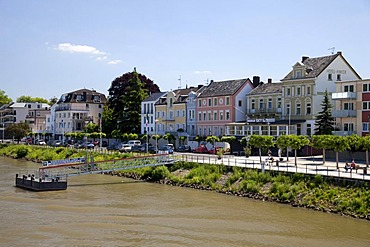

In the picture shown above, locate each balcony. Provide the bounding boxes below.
[248,108,282,115]
[332,92,356,100]
[332,110,356,118]
[333,131,357,136]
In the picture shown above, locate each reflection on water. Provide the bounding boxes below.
[0,157,369,246]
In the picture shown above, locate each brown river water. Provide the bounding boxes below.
[0,156,369,247]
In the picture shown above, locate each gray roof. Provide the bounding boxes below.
[282,53,340,80]
[143,92,167,102]
[248,82,282,95]
[198,78,250,98]
[58,88,107,104]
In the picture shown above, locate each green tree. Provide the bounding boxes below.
[311,135,333,164]
[162,133,175,145]
[206,135,220,147]
[0,90,12,106]
[49,97,58,105]
[179,135,187,145]
[289,135,310,166]
[332,135,350,169]
[194,135,204,146]
[248,135,274,163]
[276,135,291,161]
[16,95,49,104]
[111,129,121,141]
[360,135,370,168]
[221,135,236,154]
[6,122,30,142]
[108,68,160,134]
[346,134,361,159]
[314,90,334,135]
[85,122,99,133]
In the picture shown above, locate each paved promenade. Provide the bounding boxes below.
[177,153,370,181]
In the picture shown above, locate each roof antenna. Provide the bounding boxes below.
[178,75,182,89]
[328,47,335,54]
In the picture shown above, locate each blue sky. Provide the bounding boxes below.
[1,0,370,101]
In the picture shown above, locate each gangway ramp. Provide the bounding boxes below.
[15,154,175,191]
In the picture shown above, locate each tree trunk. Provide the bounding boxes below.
[367,149,369,168]
[259,148,262,164]
[323,148,326,164]
[336,151,339,170]
[286,147,289,162]
[294,149,297,166]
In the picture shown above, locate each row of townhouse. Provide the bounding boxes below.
[0,88,107,141]
[140,51,368,141]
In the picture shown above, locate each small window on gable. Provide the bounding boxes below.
[328,74,332,81]
[295,70,301,78]
[337,74,341,81]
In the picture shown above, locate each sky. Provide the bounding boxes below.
[1,0,370,102]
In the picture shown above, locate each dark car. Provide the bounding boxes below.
[175,145,191,152]
[158,146,174,154]
[139,143,156,153]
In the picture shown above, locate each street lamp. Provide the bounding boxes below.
[155,119,159,154]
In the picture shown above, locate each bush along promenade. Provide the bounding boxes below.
[115,161,370,221]
[1,144,368,220]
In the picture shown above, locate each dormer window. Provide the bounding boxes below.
[337,74,341,81]
[295,70,302,78]
[328,74,333,81]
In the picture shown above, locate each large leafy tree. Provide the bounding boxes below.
[289,135,310,166]
[314,90,334,135]
[6,122,30,142]
[0,90,12,106]
[108,68,160,134]
[248,135,274,163]
[311,134,333,164]
[17,95,49,104]
[276,135,292,161]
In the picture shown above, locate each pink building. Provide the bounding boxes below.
[196,78,254,137]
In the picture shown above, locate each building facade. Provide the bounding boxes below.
[141,92,167,135]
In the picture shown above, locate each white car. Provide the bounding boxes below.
[119,144,132,152]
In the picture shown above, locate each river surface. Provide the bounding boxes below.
[0,157,369,247]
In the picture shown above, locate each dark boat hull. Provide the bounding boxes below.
[15,177,67,191]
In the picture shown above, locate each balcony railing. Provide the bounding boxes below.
[332,110,356,118]
[332,92,356,100]
[333,131,357,136]
[248,108,282,115]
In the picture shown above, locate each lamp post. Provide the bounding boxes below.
[1,123,4,143]
[155,119,159,154]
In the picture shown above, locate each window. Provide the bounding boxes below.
[297,87,301,96]
[344,85,354,92]
[238,100,242,107]
[277,98,281,108]
[295,70,301,78]
[328,74,332,81]
[307,124,312,136]
[287,104,291,115]
[208,112,211,121]
[344,123,354,132]
[363,102,370,110]
[363,84,369,92]
[214,98,217,106]
[363,123,369,132]
[220,111,224,120]
[214,111,217,121]
[296,103,301,115]
[203,112,206,121]
[226,97,230,105]
[337,74,341,81]
[344,103,354,110]
[268,98,272,109]
[251,99,255,109]
[306,103,311,115]
[198,113,202,121]
[286,88,291,96]
[307,86,311,95]
[259,99,264,109]
[198,100,201,107]
[226,110,230,120]
[169,98,173,107]
[208,98,212,106]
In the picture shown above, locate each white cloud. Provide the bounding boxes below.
[56,43,108,56]
[194,70,211,74]
[108,59,122,65]
[96,56,108,61]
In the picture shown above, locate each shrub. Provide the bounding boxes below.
[16,146,29,158]
[151,166,170,181]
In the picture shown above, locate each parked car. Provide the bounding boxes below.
[208,146,222,155]
[139,143,156,153]
[106,142,119,151]
[119,144,132,153]
[193,145,208,153]
[36,140,46,145]
[175,145,191,152]
[158,146,174,154]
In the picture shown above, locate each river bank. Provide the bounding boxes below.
[112,161,370,221]
[1,144,369,221]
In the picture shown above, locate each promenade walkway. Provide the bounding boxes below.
[177,153,370,181]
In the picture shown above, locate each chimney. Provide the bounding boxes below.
[337,51,342,55]
[252,76,260,87]
[302,56,309,63]
[268,78,272,84]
